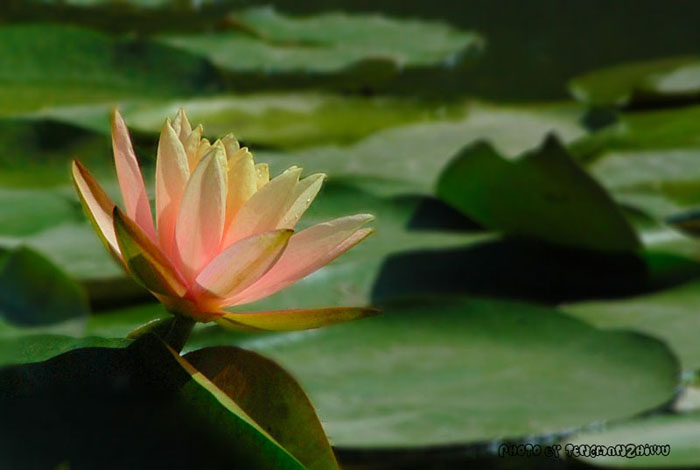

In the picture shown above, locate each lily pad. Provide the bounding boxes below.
[27,93,470,149]
[0,23,222,115]
[158,7,482,78]
[257,102,588,196]
[570,56,700,107]
[565,412,700,468]
[436,135,640,252]
[240,297,679,449]
[563,280,700,372]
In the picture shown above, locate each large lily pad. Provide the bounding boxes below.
[563,280,700,372]
[26,93,470,149]
[570,56,700,107]
[158,7,482,78]
[239,297,679,449]
[436,135,640,252]
[257,102,588,196]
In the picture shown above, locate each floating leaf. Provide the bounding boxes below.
[0,24,222,115]
[570,56,700,107]
[436,135,640,251]
[157,7,483,80]
[239,297,678,449]
[563,280,700,372]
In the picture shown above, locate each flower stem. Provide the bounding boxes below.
[162,315,195,353]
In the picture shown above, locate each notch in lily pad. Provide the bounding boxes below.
[436,134,641,252]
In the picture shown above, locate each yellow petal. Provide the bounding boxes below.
[175,141,228,280]
[224,148,257,230]
[155,119,190,260]
[183,124,203,172]
[217,306,380,332]
[172,107,192,142]
[255,163,269,189]
[223,167,301,247]
[111,110,156,241]
[278,173,325,229]
[71,160,122,264]
[113,207,187,298]
[195,229,293,299]
[221,133,240,158]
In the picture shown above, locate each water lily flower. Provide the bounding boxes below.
[72,109,376,331]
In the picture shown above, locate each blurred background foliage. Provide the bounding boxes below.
[2,1,700,469]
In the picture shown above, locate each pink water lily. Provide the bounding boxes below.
[72,109,375,330]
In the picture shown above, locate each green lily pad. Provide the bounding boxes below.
[27,93,470,149]
[186,346,339,470]
[570,56,700,107]
[0,334,304,469]
[0,23,223,115]
[157,7,482,77]
[436,135,640,252]
[563,280,700,372]
[239,297,678,449]
[257,102,588,196]
[565,412,700,468]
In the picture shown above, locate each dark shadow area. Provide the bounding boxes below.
[371,238,700,305]
[402,195,484,232]
[0,335,280,470]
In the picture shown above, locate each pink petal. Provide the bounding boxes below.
[175,142,228,280]
[224,148,256,229]
[195,229,293,300]
[112,110,156,241]
[229,215,373,305]
[222,167,301,247]
[155,119,190,261]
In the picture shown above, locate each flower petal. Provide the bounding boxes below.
[183,124,203,172]
[171,108,192,142]
[195,229,293,299]
[217,306,380,332]
[278,173,325,229]
[255,163,269,189]
[112,110,156,241]
[221,133,240,158]
[155,119,190,260]
[71,160,122,262]
[230,215,373,305]
[113,207,187,298]
[224,148,256,230]
[222,167,301,247]
[175,141,228,280]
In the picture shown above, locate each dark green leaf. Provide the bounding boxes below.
[436,135,640,252]
[0,334,304,469]
[187,346,339,470]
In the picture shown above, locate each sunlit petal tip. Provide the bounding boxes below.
[217,306,381,332]
[113,206,188,298]
[221,133,240,157]
[71,160,123,264]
